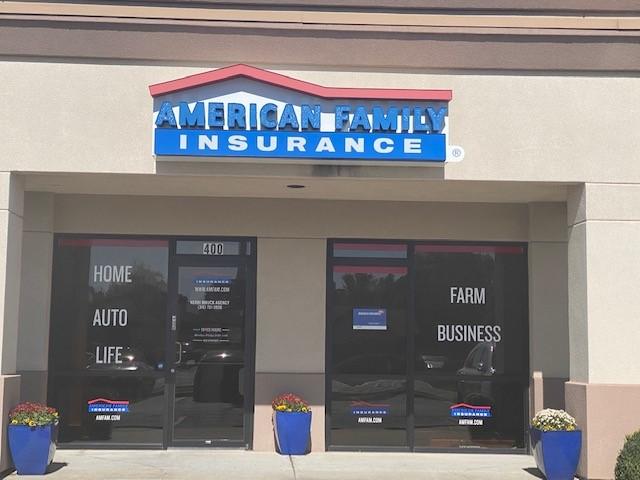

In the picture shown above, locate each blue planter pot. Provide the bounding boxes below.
[530,428,582,480]
[274,411,311,455]
[8,424,57,475]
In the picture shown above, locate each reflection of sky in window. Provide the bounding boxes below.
[89,247,168,292]
[333,243,407,259]
[415,244,524,256]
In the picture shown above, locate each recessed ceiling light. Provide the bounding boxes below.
[286,184,306,189]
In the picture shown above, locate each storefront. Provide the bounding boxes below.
[36,63,533,452]
[2,3,640,479]
[45,234,530,451]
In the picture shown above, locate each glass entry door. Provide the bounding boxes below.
[167,240,255,447]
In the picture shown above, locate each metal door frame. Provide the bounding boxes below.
[165,237,256,448]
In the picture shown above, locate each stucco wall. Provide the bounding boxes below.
[528,204,569,372]
[16,192,54,403]
[1,61,639,184]
[0,174,24,376]
[52,195,529,240]
[0,173,24,471]
[254,238,326,451]
[568,183,640,384]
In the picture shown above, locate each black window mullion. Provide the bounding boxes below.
[324,240,335,449]
[407,242,416,450]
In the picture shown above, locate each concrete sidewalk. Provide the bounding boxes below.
[5,450,544,479]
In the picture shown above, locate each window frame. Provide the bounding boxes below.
[325,238,530,454]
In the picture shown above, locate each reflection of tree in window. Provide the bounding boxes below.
[336,273,407,306]
[415,253,497,372]
[333,272,407,375]
[88,263,167,368]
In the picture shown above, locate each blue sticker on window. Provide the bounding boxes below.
[353,308,387,330]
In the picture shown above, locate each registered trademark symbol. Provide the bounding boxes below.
[452,147,462,157]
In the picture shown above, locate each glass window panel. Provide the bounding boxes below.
[413,377,525,449]
[331,374,407,447]
[331,266,408,374]
[414,244,528,376]
[329,265,409,447]
[333,243,408,259]
[50,374,165,445]
[49,237,169,446]
[327,241,528,451]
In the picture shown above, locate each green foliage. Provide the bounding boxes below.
[616,430,640,480]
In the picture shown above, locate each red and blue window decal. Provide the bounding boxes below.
[449,403,492,418]
[87,398,130,414]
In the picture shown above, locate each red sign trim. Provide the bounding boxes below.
[149,64,452,101]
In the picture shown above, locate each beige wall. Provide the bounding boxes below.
[254,238,326,451]
[53,195,529,241]
[16,192,54,403]
[17,193,53,373]
[568,183,640,384]
[0,173,24,471]
[255,238,326,374]
[528,203,569,379]
[566,183,640,479]
[0,173,24,375]
[567,382,640,480]
[1,61,640,185]
[0,376,20,471]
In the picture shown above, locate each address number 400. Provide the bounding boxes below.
[202,242,224,255]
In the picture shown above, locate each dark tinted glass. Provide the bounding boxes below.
[330,374,407,447]
[50,374,165,444]
[49,237,168,445]
[413,378,525,449]
[413,244,528,449]
[173,266,246,441]
[329,265,409,447]
[414,244,528,376]
[327,242,529,451]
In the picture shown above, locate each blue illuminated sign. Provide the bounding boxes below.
[155,129,446,161]
[150,65,464,164]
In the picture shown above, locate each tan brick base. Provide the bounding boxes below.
[0,375,21,472]
[566,382,640,479]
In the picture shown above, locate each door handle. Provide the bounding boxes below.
[176,341,183,364]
